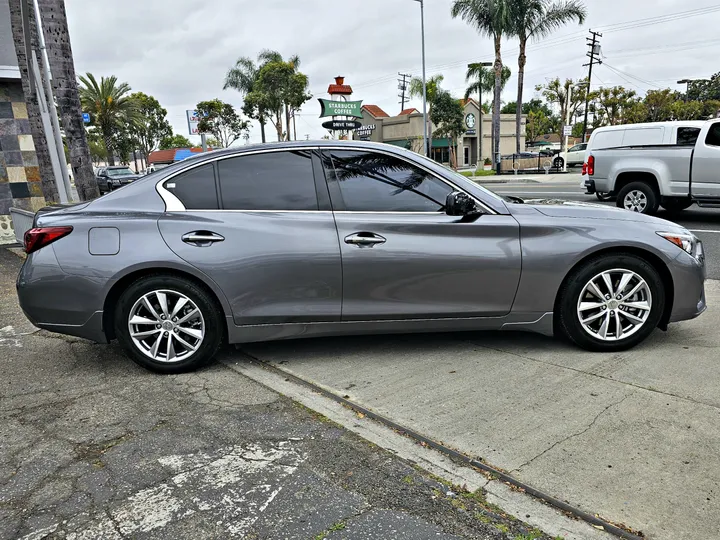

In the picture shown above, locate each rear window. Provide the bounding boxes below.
[165,164,219,210]
[622,127,664,146]
[677,127,701,146]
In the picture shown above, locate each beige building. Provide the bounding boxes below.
[354,99,526,167]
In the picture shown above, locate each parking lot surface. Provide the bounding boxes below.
[240,280,720,540]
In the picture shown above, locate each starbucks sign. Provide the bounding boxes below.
[465,113,476,129]
[319,98,363,118]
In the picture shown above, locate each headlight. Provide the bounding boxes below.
[657,231,702,260]
[112,179,121,185]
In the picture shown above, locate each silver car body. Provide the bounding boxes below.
[17,141,706,346]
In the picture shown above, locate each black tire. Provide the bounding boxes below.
[557,254,665,352]
[595,192,614,201]
[553,156,564,169]
[661,198,692,213]
[114,275,224,373]
[616,181,660,215]
[107,181,113,192]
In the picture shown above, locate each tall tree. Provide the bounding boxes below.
[225,56,266,143]
[8,0,58,202]
[591,86,638,126]
[536,77,588,150]
[409,74,445,153]
[78,73,138,165]
[195,99,249,148]
[430,91,466,169]
[452,0,513,172]
[37,0,99,200]
[688,72,720,102]
[128,92,172,166]
[464,63,510,105]
[510,0,587,152]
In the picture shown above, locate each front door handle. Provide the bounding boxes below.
[182,231,225,246]
[344,232,386,247]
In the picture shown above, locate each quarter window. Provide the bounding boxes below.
[165,164,219,210]
[705,123,720,147]
[677,127,701,146]
[218,151,318,210]
[323,150,453,212]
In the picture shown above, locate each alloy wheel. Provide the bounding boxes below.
[576,269,652,341]
[623,190,647,212]
[127,289,205,362]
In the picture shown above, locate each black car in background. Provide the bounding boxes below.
[96,166,142,194]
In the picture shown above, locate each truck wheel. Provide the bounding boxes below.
[617,182,659,215]
[661,198,692,213]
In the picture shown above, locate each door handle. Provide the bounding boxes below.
[182,231,225,245]
[344,233,386,247]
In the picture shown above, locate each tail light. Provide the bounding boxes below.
[582,162,588,175]
[24,226,73,254]
[587,155,595,176]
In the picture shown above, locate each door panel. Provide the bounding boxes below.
[691,121,720,198]
[334,213,521,320]
[159,211,342,325]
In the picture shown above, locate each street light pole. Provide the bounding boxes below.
[677,79,694,102]
[414,0,428,157]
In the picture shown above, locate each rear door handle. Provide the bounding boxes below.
[182,231,225,245]
[344,232,386,247]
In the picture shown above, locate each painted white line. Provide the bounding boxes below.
[494,192,588,196]
[689,229,720,234]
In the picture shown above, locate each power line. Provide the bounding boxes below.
[398,73,411,112]
[582,30,602,142]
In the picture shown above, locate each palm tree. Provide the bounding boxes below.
[409,74,444,155]
[511,0,587,152]
[224,57,264,142]
[465,64,511,108]
[37,0,99,199]
[452,0,513,172]
[78,74,138,166]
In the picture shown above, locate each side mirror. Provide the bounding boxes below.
[445,191,480,216]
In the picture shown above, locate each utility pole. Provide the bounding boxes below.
[398,72,411,112]
[582,30,602,143]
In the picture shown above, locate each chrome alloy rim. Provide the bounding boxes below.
[577,269,652,341]
[623,190,647,212]
[128,290,205,362]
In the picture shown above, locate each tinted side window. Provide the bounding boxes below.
[166,164,218,209]
[677,127,701,146]
[705,123,720,147]
[324,150,452,212]
[218,151,318,210]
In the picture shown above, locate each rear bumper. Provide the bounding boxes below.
[34,311,109,343]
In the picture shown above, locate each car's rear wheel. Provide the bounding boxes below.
[114,275,223,373]
[557,254,665,352]
[617,182,659,214]
[595,192,614,201]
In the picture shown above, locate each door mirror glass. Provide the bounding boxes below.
[445,191,479,216]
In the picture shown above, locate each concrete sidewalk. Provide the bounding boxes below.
[468,172,583,185]
[238,281,720,540]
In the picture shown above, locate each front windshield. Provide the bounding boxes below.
[106,167,134,177]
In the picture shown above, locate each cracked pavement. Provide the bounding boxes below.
[239,279,720,540]
[0,248,553,540]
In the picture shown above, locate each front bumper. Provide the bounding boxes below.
[668,250,707,324]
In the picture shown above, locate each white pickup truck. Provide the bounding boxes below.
[582,119,720,215]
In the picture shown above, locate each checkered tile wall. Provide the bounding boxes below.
[0,81,46,218]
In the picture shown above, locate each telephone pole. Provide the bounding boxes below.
[582,30,602,143]
[398,72,411,112]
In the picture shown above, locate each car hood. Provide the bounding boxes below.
[520,198,675,226]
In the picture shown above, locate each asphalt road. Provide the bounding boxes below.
[482,180,720,280]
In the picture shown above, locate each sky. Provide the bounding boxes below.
[64,0,720,145]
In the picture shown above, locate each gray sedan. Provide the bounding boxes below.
[16,141,706,373]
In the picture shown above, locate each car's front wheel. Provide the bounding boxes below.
[114,275,224,373]
[557,254,665,352]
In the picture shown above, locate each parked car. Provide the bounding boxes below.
[582,120,720,214]
[17,141,706,373]
[96,166,143,194]
[145,163,172,175]
[565,143,587,167]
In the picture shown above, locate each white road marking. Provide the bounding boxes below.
[494,192,588,196]
[0,326,23,348]
[20,442,305,540]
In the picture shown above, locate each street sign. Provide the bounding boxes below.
[318,99,363,118]
[563,125,573,136]
[82,113,90,124]
[322,120,362,131]
[186,110,202,135]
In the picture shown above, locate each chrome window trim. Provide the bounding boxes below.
[155,144,496,215]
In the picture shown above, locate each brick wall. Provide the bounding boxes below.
[0,80,47,243]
